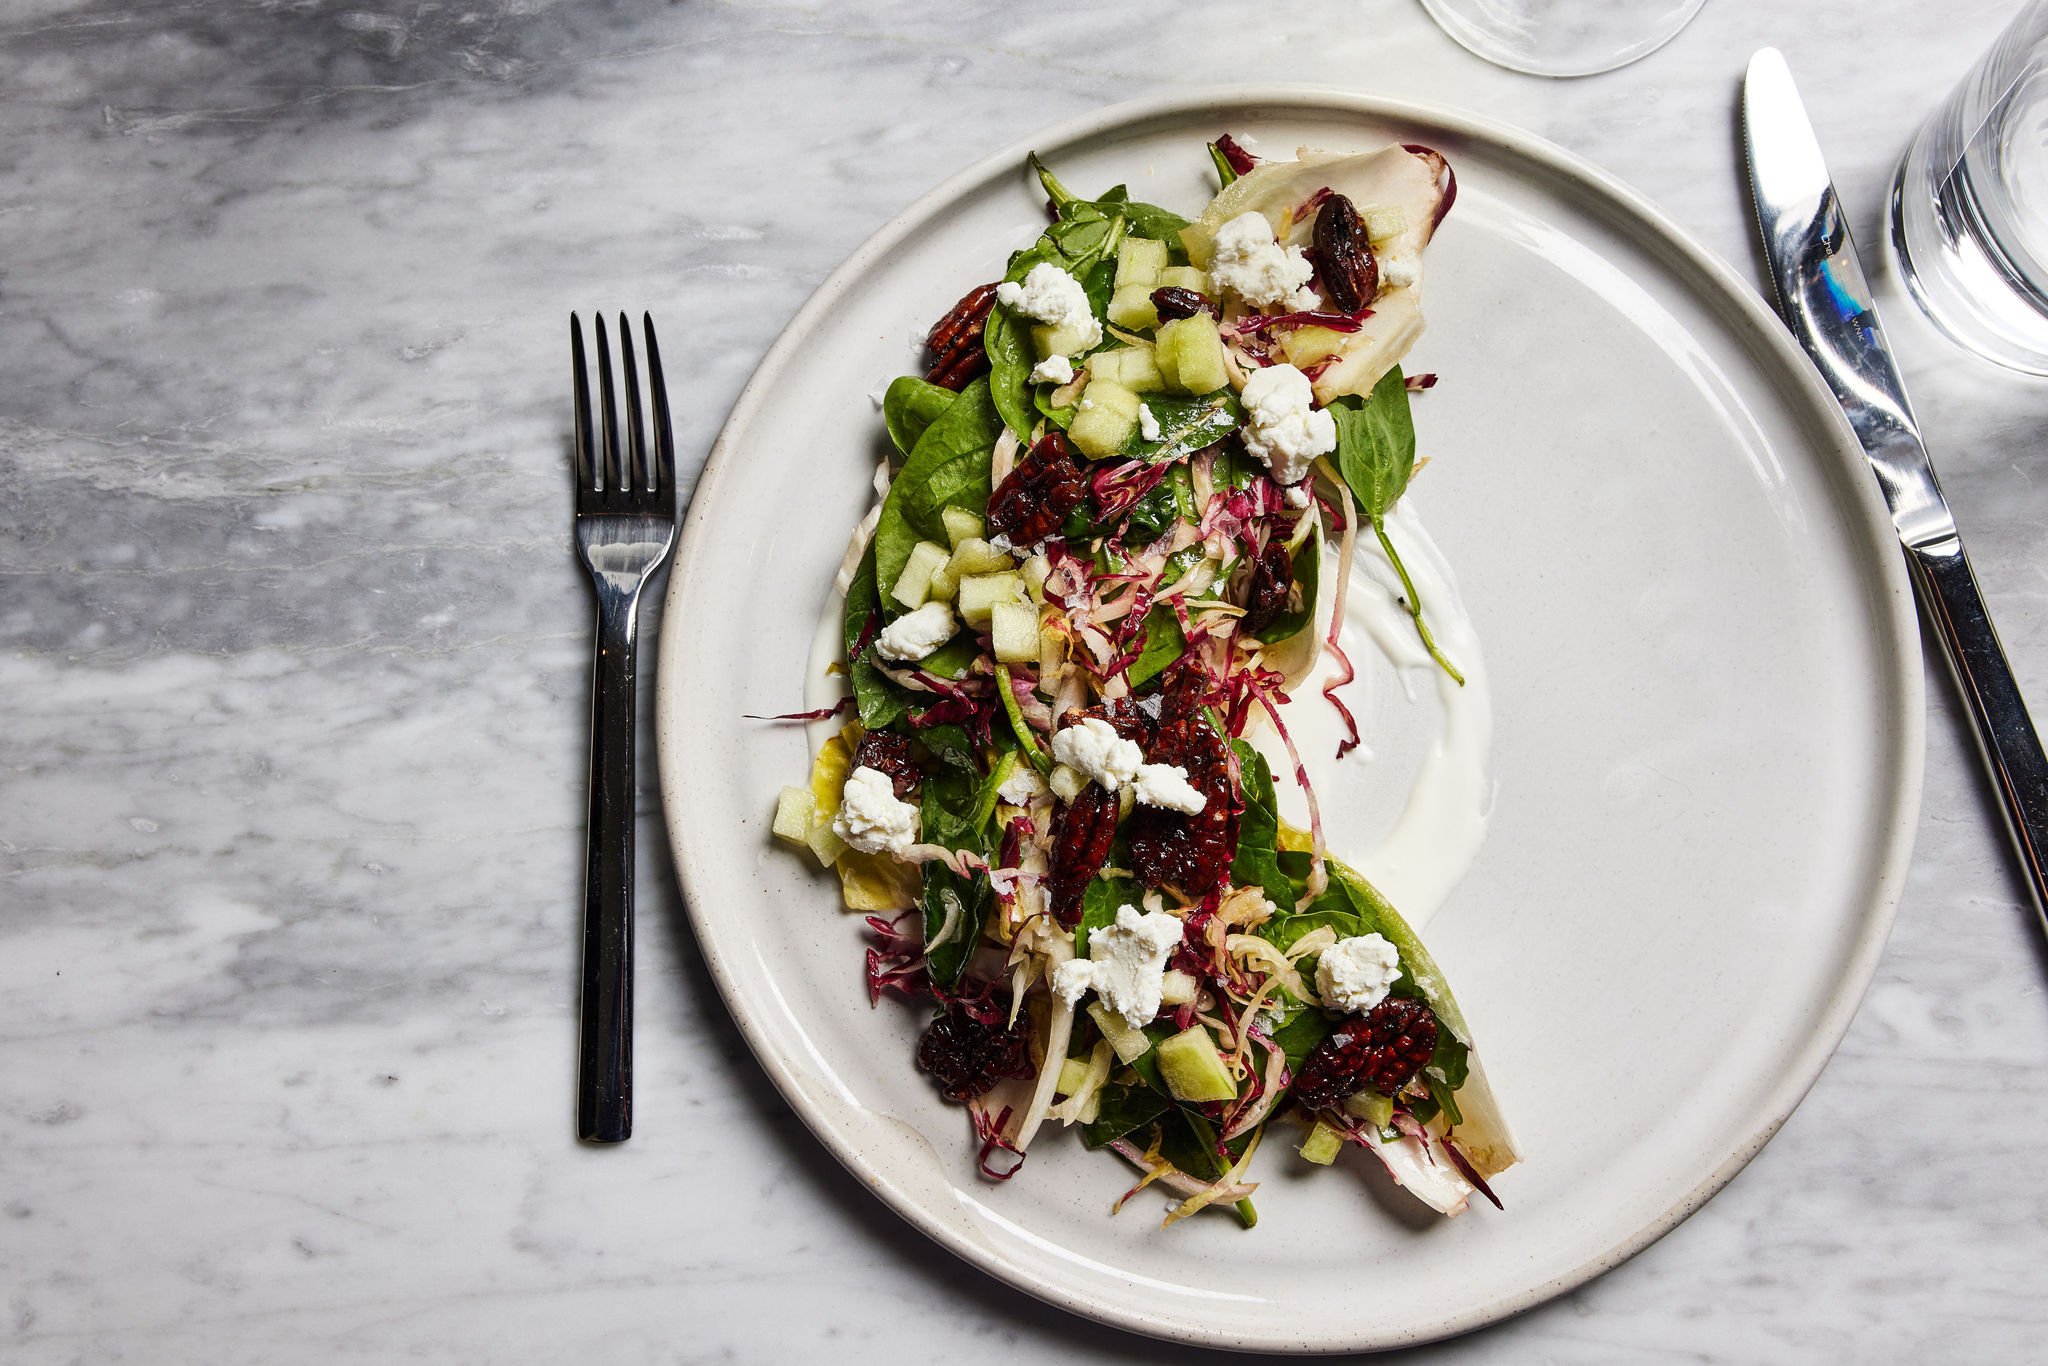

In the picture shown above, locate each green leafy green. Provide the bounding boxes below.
[1229,741,1293,912]
[1029,154,1192,250]
[1081,1079,1170,1150]
[844,549,907,730]
[918,753,995,991]
[1327,366,1463,684]
[1122,390,1243,465]
[872,380,1001,603]
[921,864,986,990]
[982,306,1037,442]
[1126,604,1185,689]
[1328,365,1416,520]
[1207,141,1240,189]
[1123,464,1195,544]
[1268,1004,1335,1072]
[882,376,956,457]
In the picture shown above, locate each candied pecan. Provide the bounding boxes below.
[1313,194,1378,314]
[916,997,1033,1102]
[987,430,1087,545]
[925,283,997,390]
[1292,997,1439,1112]
[1126,676,1236,896]
[1047,784,1118,927]
[853,730,920,801]
[1239,538,1295,636]
[1150,285,1218,322]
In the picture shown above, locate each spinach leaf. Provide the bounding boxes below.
[1229,741,1293,912]
[982,307,1037,443]
[920,633,979,679]
[1124,464,1194,544]
[1123,390,1242,465]
[1250,525,1321,646]
[1268,1005,1334,1071]
[919,753,993,990]
[844,548,908,730]
[882,375,956,458]
[872,379,1001,603]
[921,864,986,990]
[1328,364,1415,520]
[1207,141,1241,189]
[1081,1079,1170,1150]
[1126,604,1185,689]
[1029,153,1191,256]
[1328,365,1464,685]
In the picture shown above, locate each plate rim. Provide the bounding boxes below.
[654,85,1925,1352]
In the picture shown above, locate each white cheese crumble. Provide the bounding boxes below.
[1050,904,1186,1028]
[1209,211,1316,311]
[997,763,1047,805]
[996,263,1102,350]
[1316,933,1403,1013]
[1029,353,1075,386]
[1049,717,1143,792]
[1378,252,1420,289]
[1137,402,1161,442]
[832,766,919,855]
[1239,363,1336,487]
[1131,762,1206,814]
[872,601,958,662]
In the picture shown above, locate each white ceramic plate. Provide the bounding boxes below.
[655,91,1922,1353]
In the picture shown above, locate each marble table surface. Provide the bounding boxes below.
[6,0,2047,1360]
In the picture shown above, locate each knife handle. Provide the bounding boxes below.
[1910,535,2048,929]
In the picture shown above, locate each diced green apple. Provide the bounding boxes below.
[772,786,816,844]
[941,506,985,548]
[989,600,1040,664]
[890,539,951,609]
[957,571,1025,629]
[1362,204,1407,245]
[946,536,1015,578]
[1114,236,1168,289]
[1156,1026,1238,1103]
[1068,380,1141,458]
[1155,314,1229,395]
[1299,1120,1345,1166]
[1157,264,1211,293]
[1032,316,1097,361]
[803,819,847,868]
[1107,283,1159,330]
[1342,1088,1394,1127]
[1056,1056,1092,1096]
[1086,1001,1152,1065]
[1020,553,1051,602]
[1048,763,1087,803]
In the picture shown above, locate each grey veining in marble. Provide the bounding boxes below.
[4,1,2047,1361]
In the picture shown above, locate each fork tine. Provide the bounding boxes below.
[643,313,675,499]
[571,313,596,494]
[594,315,623,495]
[617,312,648,494]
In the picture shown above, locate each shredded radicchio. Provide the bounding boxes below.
[1214,133,1259,176]
[971,1102,1026,1180]
[744,698,851,723]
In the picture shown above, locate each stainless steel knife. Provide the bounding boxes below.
[1742,46,2048,932]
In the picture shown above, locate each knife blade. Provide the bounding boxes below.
[1742,45,2048,933]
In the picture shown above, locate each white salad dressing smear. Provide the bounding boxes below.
[1340,499,1495,928]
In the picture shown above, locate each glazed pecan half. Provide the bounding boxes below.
[924,283,997,390]
[987,429,1087,546]
[1313,193,1378,315]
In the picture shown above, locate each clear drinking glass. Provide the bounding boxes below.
[1889,0,2048,374]
[1418,0,1709,78]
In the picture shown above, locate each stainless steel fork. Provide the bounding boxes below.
[571,311,678,1143]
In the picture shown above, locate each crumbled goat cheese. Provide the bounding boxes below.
[1378,253,1420,289]
[1239,363,1336,487]
[1130,762,1206,814]
[997,764,1047,805]
[1050,904,1185,1028]
[1316,933,1403,1013]
[1137,403,1161,442]
[996,263,1102,350]
[1029,354,1075,385]
[1050,717,1144,792]
[873,601,958,662]
[1209,211,1317,311]
[832,766,920,855]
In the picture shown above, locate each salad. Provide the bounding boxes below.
[771,135,1517,1226]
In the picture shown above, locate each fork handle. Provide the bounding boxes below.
[579,576,645,1142]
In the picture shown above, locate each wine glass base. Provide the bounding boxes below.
[1419,0,1709,78]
